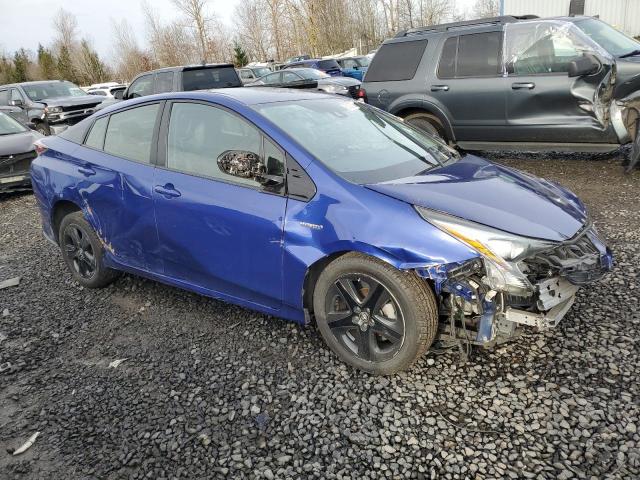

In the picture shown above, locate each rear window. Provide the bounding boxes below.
[318,59,340,70]
[181,67,242,90]
[364,40,428,82]
[438,32,502,78]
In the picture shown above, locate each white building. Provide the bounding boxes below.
[502,0,640,37]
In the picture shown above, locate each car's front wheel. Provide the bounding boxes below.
[313,253,438,374]
[59,212,119,288]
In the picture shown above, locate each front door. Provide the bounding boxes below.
[153,101,287,309]
[503,21,615,143]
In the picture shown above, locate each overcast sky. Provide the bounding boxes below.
[1,0,478,62]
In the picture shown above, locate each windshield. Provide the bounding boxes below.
[575,18,640,57]
[297,68,330,80]
[254,99,457,184]
[253,67,272,77]
[182,67,242,90]
[0,113,28,135]
[318,59,340,70]
[22,81,86,101]
[355,57,370,67]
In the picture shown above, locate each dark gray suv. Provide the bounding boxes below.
[362,15,640,169]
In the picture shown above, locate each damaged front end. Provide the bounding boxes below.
[415,209,613,347]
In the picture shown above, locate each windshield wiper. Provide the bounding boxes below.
[619,49,640,58]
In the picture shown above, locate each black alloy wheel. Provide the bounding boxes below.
[325,274,405,363]
[63,224,97,279]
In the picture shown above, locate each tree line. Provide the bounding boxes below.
[0,0,499,85]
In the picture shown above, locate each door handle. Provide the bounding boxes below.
[431,85,449,92]
[78,166,96,177]
[154,184,181,198]
[512,82,535,90]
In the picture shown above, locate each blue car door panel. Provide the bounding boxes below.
[153,100,287,309]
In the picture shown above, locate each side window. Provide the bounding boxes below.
[438,37,457,78]
[263,73,282,85]
[127,75,154,98]
[456,32,501,77]
[365,39,428,82]
[103,104,159,163]
[239,70,253,80]
[506,23,585,75]
[84,116,109,150]
[0,90,8,106]
[343,59,358,69]
[282,71,300,82]
[155,72,174,93]
[167,102,277,190]
[11,89,24,102]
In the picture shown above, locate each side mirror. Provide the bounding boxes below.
[568,53,600,77]
[10,99,23,107]
[217,150,264,179]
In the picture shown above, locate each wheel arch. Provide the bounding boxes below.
[393,102,455,143]
[300,243,422,319]
[51,199,82,244]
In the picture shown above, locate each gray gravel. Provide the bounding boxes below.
[1,154,639,479]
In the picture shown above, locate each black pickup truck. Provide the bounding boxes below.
[0,80,104,136]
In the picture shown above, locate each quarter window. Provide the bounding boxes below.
[103,104,159,163]
[365,39,428,82]
[84,116,109,150]
[166,102,283,190]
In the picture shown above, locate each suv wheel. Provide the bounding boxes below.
[59,212,119,288]
[403,112,446,142]
[313,253,438,375]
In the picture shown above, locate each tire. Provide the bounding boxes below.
[313,252,438,375]
[403,112,446,142]
[35,122,51,136]
[58,212,119,288]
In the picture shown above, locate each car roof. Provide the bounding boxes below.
[1,80,69,88]
[95,88,336,116]
[135,63,235,75]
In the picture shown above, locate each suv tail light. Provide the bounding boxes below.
[356,88,367,102]
[34,140,48,156]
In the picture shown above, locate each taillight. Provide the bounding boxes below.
[34,140,48,156]
[357,88,367,102]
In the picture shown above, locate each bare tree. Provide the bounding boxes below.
[52,8,78,52]
[473,0,499,19]
[172,0,212,62]
[111,19,152,82]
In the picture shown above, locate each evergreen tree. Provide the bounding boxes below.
[57,44,77,83]
[78,39,109,84]
[37,44,58,79]
[0,55,16,84]
[233,44,249,67]
[12,48,30,82]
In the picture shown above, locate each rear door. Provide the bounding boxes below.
[76,102,162,272]
[431,30,507,141]
[503,21,616,143]
[153,100,287,309]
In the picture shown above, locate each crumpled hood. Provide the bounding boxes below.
[0,130,42,157]
[366,155,588,242]
[41,95,104,107]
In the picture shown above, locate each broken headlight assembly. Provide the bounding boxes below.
[415,207,556,296]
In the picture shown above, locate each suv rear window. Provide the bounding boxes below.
[438,32,501,78]
[318,59,340,70]
[181,67,242,90]
[365,40,428,82]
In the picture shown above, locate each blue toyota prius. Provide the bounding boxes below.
[30,89,613,374]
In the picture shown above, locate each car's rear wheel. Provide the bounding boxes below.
[313,253,438,374]
[403,112,447,143]
[59,212,119,288]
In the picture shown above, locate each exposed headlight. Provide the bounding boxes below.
[415,207,556,295]
[322,84,348,94]
[46,106,63,114]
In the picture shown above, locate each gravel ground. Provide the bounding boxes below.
[1,154,639,479]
